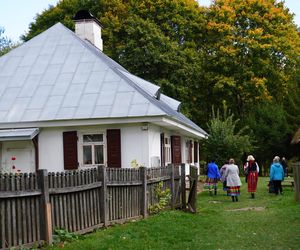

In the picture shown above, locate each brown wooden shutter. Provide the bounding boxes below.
[160,133,165,167]
[194,141,198,163]
[33,135,39,171]
[63,131,78,170]
[171,135,181,165]
[189,140,193,163]
[107,129,121,168]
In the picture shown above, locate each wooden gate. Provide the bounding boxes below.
[187,165,198,213]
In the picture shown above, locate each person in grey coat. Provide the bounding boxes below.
[225,158,242,202]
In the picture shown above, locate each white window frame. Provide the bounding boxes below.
[79,131,106,167]
[164,136,171,164]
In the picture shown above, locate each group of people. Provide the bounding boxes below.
[204,155,286,202]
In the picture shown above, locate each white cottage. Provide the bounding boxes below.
[0,11,207,174]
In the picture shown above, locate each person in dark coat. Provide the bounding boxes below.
[270,156,285,195]
[280,157,288,177]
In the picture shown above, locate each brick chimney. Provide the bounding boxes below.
[73,10,103,51]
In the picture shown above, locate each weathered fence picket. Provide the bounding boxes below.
[0,165,189,249]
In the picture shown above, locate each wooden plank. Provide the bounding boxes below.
[181,164,186,209]
[21,175,28,245]
[107,181,142,186]
[98,166,108,226]
[48,181,102,194]
[78,171,84,231]
[11,175,17,246]
[140,167,147,217]
[61,173,67,231]
[37,169,52,244]
[0,190,42,198]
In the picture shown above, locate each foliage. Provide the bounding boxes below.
[48,177,300,250]
[0,27,14,56]
[204,106,253,165]
[245,101,289,165]
[52,228,81,245]
[148,181,171,214]
[203,0,300,118]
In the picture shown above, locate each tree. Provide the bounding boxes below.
[203,0,300,118]
[203,106,253,166]
[0,27,13,56]
[245,101,288,166]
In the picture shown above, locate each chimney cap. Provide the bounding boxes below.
[73,10,102,27]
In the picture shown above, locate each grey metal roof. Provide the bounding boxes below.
[0,23,207,137]
[0,128,39,141]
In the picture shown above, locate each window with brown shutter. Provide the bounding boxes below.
[107,129,121,168]
[63,131,78,170]
[194,141,198,163]
[171,135,181,165]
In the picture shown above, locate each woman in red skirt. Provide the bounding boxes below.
[244,155,259,198]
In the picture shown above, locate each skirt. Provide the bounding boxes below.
[204,177,218,190]
[227,186,240,196]
[247,172,258,193]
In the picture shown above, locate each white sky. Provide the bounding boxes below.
[0,0,299,43]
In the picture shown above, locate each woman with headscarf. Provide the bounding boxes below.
[244,155,259,198]
[225,158,242,202]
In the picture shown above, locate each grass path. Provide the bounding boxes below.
[48,177,300,250]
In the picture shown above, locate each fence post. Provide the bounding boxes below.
[37,169,52,245]
[169,164,175,209]
[181,163,186,209]
[293,163,300,202]
[140,167,148,218]
[98,165,108,226]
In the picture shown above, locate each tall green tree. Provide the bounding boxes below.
[203,0,300,118]
[245,101,288,165]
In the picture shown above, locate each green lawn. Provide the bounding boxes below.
[48,177,300,250]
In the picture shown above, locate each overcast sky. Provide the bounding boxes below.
[0,0,299,43]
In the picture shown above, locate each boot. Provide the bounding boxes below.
[231,196,235,202]
[251,193,255,199]
[235,196,238,202]
[214,189,217,195]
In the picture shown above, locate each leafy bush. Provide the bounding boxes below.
[149,182,171,214]
[204,107,253,165]
[53,228,82,245]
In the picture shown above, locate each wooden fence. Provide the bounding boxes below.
[0,164,186,249]
[292,162,300,202]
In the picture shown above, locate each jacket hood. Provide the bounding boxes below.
[273,163,282,168]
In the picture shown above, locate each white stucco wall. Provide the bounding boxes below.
[38,124,156,171]
[6,123,200,173]
[148,125,161,167]
[39,127,65,172]
[121,125,148,168]
[1,140,35,173]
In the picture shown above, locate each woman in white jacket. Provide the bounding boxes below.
[225,158,242,202]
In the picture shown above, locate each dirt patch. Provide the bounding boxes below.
[209,201,223,204]
[226,207,265,212]
[197,180,204,193]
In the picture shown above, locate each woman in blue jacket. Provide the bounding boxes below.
[270,156,285,195]
[205,159,221,196]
